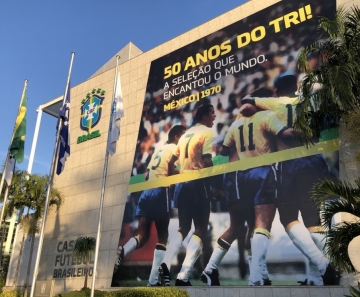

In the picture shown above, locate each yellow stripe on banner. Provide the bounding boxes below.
[128,139,339,193]
[14,106,26,130]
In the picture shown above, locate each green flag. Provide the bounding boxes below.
[10,89,27,163]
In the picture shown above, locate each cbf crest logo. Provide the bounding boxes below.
[80,88,105,132]
[78,88,105,144]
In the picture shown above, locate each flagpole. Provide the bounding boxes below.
[0,79,28,202]
[27,106,43,175]
[90,55,120,297]
[0,184,10,268]
[29,52,74,297]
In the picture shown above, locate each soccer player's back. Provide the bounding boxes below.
[224,110,285,160]
[161,104,216,286]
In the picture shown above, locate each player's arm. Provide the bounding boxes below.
[168,155,179,176]
[278,128,316,147]
[220,145,231,156]
[239,103,259,117]
[221,121,237,156]
[263,111,299,147]
[144,169,150,181]
[202,130,214,168]
[277,128,301,147]
[202,154,213,168]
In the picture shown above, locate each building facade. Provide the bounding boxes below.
[6,0,360,296]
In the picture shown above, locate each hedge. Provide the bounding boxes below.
[56,288,105,297]
[54,287,189,297]
[105,288,189,297]
[1,286,189,297]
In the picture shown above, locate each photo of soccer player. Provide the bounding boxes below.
[111,0,339,288]
[112,125,186,287]
[158,104,216,286]
[240,75,339,285]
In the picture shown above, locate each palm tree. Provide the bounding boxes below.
[294,6,360,144]
[294,6,360,273]
[311,178,360,273]
[72,236,96,289]
[4,173,63,295]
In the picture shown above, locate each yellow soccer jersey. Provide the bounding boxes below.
[173,124,214,172]
[147,143,177,180]
[223,110,286,160]
[254,97,298,126]
[254,97,298,150]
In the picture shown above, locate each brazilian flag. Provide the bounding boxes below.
[10,89,27,163]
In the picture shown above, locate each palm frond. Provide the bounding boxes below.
[72,237,96,258]
[312,178,360,203]
[322,221,360,272]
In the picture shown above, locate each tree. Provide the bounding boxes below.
[72,236,96,288]
[4,173,63,295]
[295,6,360,145]
[0,165,24,268]
[294,6,360,273]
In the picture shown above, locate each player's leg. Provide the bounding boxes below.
[176,179,210,286]
[237,221,249,280]
[279,159,329,284]
[115,216,151,271]
[114,190,152,271]
[202,201,245,286]
[244,220,254,277]
[298,155,339,285]
[249,204,275,285]
[160,182,190,285]
[148,187,171,286]
[247,166,276,286]
[147,218,170,286]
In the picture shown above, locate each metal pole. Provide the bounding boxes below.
[0,186,10,268]
[0,80,28,203]
[29,52,74,297]
[90,56,120,297]
[27,106,43,175]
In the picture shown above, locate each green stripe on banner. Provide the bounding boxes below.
[128,139,339,193]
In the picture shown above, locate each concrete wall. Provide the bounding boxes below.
[6,0,360,296]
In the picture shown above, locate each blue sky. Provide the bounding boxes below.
[0,0,246,175]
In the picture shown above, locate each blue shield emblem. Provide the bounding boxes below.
[80,94,104,132]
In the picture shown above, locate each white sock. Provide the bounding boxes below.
[286,223,328,273]
[163,231,183,270]
[204,238,231,273]
[308,231,326,285]
[310,232,325,252]
[148,245,166,285]
[177,235,202,281]
[249,231,269,284]
[123,237,138,256]
[261,253,270,279]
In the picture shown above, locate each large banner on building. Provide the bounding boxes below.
[111,0,339,287]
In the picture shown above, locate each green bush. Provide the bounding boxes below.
[55,287,189,297]
[56,287,105,297]
[0,278,5,294]
[0,290,24,297]
[105,287,189,297]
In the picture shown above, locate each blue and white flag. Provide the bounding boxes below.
[107,71,124,155]
[56,83,71,175]
[4,155,15,186]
